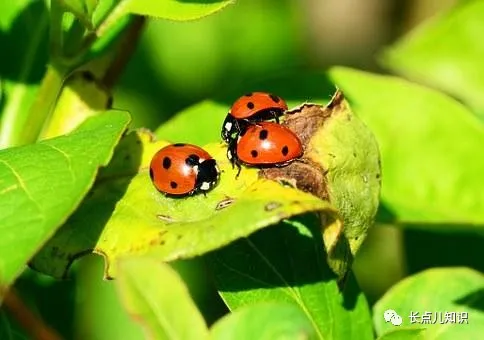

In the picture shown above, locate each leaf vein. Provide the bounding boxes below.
[43,144,75,182]
[0,159,44,218]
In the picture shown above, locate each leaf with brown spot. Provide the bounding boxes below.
[262,91,381,280]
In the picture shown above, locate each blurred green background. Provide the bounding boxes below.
[4,0,480,339]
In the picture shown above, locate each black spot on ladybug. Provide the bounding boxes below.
[81,71,95,82]
[170,181,178,189]
[269,94,280,103]
[162,157,171,169]
[251,150,258,158]
[247,102,255,110]
[281,146,289,156]
[173,143,186,147]
[185,154,200,166]
[259,129,268,140]
[149,168,154,181]
[245,92,253,97]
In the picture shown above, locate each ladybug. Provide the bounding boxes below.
[227,121,303,176]
[221,92,288,144]
[150,143,220,196]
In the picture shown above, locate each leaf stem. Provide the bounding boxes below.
[0,4,143,148]
[20,66,66,145]
[102,16,146,89]
[49,0,64,63]
[3,288,63,340]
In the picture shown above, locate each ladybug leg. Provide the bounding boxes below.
[238,118,262,129]
[274,159,296,168]
[271,110,280,124]
[235,161,242,179]
[226,138,237,168]
[248,118,263,128]
[235,119,255,135]
[226,138,243,178]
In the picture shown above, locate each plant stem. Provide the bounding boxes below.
[20,66,67,145]
[1,10,144,148]
[102,16,146,89]
[3,288,63,340]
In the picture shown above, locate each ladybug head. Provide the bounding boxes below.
[196,159,220,192]
[221,114,244,144]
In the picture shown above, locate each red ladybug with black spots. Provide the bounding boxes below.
[227,121,303,176]
[221,92,288,144]
[150,143,220,196]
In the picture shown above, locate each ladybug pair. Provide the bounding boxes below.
[150,92,303,197]
[221,92,302,175]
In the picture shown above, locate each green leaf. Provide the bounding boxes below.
[155,100,228,145]
[76,257,145,340]
[0,111,130,297]
[209,302,317,340]
[121,0,235,21]
[116,256,208,340]
[156,92,381,280]
[94,0,234,44]
[39,71,111,140]
[329,67,484,226]
[374,267,484,338]
[283,93,381,274]
[31,129,337,279]
[376,328,427,340]
[380,0,484,118]
[208,215,374,340]
[0,0,50,148]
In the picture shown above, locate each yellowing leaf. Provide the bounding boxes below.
[32,130,338,279]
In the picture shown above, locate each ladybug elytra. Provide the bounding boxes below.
[227,121,303,176]
[221,92,288,144]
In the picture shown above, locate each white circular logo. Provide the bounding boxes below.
[383,309,402,326]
